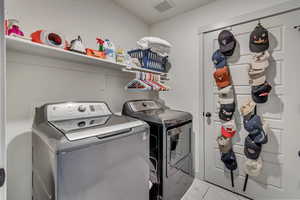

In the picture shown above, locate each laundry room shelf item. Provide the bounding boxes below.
[5,36,127,69]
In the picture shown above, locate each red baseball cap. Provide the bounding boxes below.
[221,121,237,138]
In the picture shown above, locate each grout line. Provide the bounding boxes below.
[201,186,211,200]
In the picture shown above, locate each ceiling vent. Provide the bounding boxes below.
[154,0,175,13]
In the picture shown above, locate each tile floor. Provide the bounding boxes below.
[182,179,249,200]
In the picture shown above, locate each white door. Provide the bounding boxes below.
[203,9,300,199]
[0,0,6,199]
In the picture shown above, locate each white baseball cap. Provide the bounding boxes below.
[251,51,270,70]
[244,156,263,176]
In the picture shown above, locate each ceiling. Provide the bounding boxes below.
[113,0,217,24]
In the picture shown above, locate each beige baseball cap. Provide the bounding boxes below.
[249,71,266,86]
[240,99,256,116]
[218,85,233,95]
[217,136,232,153]
[251,51,270,70]
[218,88,234,104]
[244,156,263,176]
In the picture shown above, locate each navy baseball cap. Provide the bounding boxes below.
[244,115,268,144]
[221,150,238,171]
[249,129,268,145]
[251,81,272,103]
[243,115,262,134]
[218,30,236,56]
[244,135,262,159]
[212,50,227,68]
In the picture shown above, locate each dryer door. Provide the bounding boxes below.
[166,122,192,176]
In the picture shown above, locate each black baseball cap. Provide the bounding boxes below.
[244,135,262,159]
[221,150,238,171]
[251,81,272,103]
[249,24,269,53]
[218,30,236,56]
[219,102,235,121]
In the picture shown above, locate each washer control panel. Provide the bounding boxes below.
[47,102,111,121]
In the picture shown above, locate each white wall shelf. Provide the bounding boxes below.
[5,36,128,69]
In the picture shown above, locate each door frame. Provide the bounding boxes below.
[0,0,6,199]
[197,0,300,180]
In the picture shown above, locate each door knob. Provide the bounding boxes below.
[205,112,212,118]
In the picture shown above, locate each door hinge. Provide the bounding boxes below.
[0,168,5,187]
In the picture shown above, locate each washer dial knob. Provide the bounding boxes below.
[78,105,86,112]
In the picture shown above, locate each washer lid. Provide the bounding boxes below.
[50,115,145,141]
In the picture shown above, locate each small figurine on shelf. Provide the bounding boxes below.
[7,19,25,38]
[69,36,86,54]
[86,38,106,59]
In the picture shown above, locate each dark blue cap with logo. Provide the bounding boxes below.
[212,50,227,68]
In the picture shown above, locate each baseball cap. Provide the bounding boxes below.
[249,71,266,86]
[218,85,232,95]
[248,129,268,145]
[251,51,270,70]
[248,68,265,75]
[221,120,237,138]
[243,115,262,134]
[244,157,263,176]
[244,115,268,144]
[218,88,234,104]
[218,30,237,56]
[251,82,272,103]
[212,50,227,68]
[244,135,262,159]
[217,136,232,153]
[249,24,269,53]
[221,150,238,171]
[240,99,256,117]
[213,66,231,89]
[219,102,235,121]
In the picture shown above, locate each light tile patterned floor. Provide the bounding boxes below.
[182,179,249,200]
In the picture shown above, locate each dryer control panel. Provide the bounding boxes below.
[47,102,112,121]
[129,100,161,112]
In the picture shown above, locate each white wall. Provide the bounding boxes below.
[149,0,290,179]
[5,0,153,200]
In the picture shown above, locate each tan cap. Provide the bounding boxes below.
[244,156,263,176]
[249,74,266,86]
[217,136,232,153]
[248,68,265,76]
[218,88,234,104]
[218,85,233,95]
[251,51,270,70]
[240,99,256,116]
